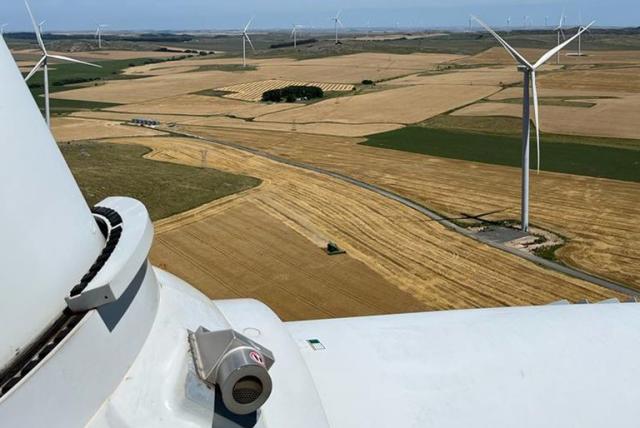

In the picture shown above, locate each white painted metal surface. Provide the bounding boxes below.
[287,304,640,427]
[0,37,104,369]
[66,197,154,311]
[86,274,329,428]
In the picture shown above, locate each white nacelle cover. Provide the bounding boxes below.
[0,39,104,368]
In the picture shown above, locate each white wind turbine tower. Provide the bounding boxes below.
[507,16,511,32]
[23,1,101,128]
[291,24,302,48]
[555,11,566,64]
[332,10,343,44]
[95,24,108,49]
[241,17,255,67]
[472,15,593,232]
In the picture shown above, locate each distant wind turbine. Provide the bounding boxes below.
[1,24,8,37]
[38,20,45,34]
[23,0,101,127]
[507,16,511,32]
[332,10,344,44]
[555,11,566,64]
[241,17,255,67]
[471,15,593,232]
[291,24,302,48]
[95,24,108,49]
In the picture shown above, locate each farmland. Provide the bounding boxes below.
[61,140,261,220]
[16,27,639,319]
[108,135,623,315]
[362,126,640,182]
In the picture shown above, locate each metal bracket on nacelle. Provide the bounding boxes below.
[65,197,154,312]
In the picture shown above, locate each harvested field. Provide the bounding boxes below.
[538,67,640,93]
[51,52,462,104]
[106,94,298,118]
[216,79,355,102]
[70,111,201,124]
[380,66,523,87]
[51,69,259,104]
[459,47,640,66]
[70,104,401,138]
[177,126,640,291]
[111,135,622,311]
[179,116,403,137]
[487,87,619,100]
[152,199,427,321]
[256,84,499,125]
[52,117,165,142]
[452,94,640,140]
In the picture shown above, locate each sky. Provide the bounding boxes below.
[0,0,637,32]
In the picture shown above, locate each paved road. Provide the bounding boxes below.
[162,126,639,298]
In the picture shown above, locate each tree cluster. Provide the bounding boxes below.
[262,85,324,103]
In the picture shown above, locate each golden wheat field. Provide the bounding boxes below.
[97,135,623,314]
[177,125,640,291]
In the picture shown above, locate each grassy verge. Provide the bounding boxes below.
[362,126,640,182]
[32,98,121,114]
[61,141,261,220]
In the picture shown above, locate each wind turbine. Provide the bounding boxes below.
[555,11,566,64]
[471,15,593,232]
[573,11,591,57]
[23,1,101,127]
[291,24,302,48]
[95,24,108,49]
[507,16,511,32]
[1,24,8,37]
[332,10,343,44]
[241,17,255,67]
[38,20,46,34]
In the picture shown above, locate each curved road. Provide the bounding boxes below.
[162,126,639,298]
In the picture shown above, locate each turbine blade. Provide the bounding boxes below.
[531,71,541,172]
[24,0,47,54]
[244,16,254,33]
[24,56,46,81]
[243,33,255,51]
[533,22,594,69]
[471,15,532,68]
[48,54,102,68]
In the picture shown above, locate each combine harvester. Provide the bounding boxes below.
[0,33,639,427]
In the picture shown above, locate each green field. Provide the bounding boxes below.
[62,141,261,220]
[362,126,640,182]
